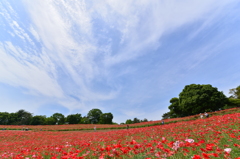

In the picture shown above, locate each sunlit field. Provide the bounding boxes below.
[0,110,239,158]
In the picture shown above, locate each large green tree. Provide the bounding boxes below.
[125,119,133,124]
[99,113,113,124]
[45,117,56,125]
[51,113,65,125]
[133,117,140,123]
[8,113,18,125]
[0,112,9,125]
[81,116,90,124]
[178,84,227,116]
[16,109,33,125]
[66,113,82,124]
[30,115,46,125]
[87,109,103,124]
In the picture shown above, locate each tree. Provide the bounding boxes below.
[141,118,148,122]
[125,119,133,124]
[168,97,183,118]
[0,112,9,125]
[81,116,90,124]
[45,117,56,125]
[7,113,18,125]
[225,98,240,109]
[87,109,102,124]
[179,84,227,116]
[30,115,46,125]
[162,112,171,119]
[16,109,33,125]
[133,117,140,123]
[66,113,82,124]
[229,85,240,99]
[51,113,65,125]
[99,113,113,124]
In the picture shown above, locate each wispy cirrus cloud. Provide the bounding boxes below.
[92,0,234,66]
[0,42,64,98]
[0,0,239,121]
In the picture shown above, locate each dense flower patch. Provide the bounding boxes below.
[0,112,239,158]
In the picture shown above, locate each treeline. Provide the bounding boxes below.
[0,108,114,125]
[162,84,240,119]
[123,118,148,125]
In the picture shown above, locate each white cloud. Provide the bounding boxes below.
[1,0,120,109]
[1,0,239,119]
[23,0,97,82]
[20,0,121,103]
[92,0,235,66]
[20,0,237,86]
[0,2,34,46]
[0,42,64,98]
[29,25,40,42]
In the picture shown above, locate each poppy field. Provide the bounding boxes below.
[0,111,239,159]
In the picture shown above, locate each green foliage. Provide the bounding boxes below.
[125,117,148,124]
[16,109,33,125]
[45,117,56,125]
[229,85,240,99]
[51,113,65,125]
[0,108,115,125]
[141,118,148,122]
[81,116,90,124]
[8,113,18,125]
[165,84,228,118]
[178,84,227,116]
[0,112,9,125]
[99,113,113,124]
[168,97,183,118]
[66,113,82,124]
[133,117,140,123]
[30,115,46,125]
[229,98,240,106]
[162,112,171,119]
[87,108,103,124]
[224,98,240,109]
[125,119,133,124]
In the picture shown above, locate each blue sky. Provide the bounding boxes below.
[0,0,240,123]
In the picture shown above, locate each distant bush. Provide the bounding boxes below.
[224,98,240,109]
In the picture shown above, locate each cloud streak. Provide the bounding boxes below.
[0,0,239,122]
[0,42,64,97]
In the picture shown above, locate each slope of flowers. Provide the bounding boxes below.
[0,113,239,158]
[1,108,238,131]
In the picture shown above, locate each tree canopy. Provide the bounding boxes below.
[51,113,65,125]
[87,109,103,124]
[168,97,182,118]
[16,109,33,125]
[165,84,228,118]
[125,117,148,124]
[0,108,115,125]
[99,113,113,124]
[30,115,46,125]
[125,119,133,124]
[66,113,82,124]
